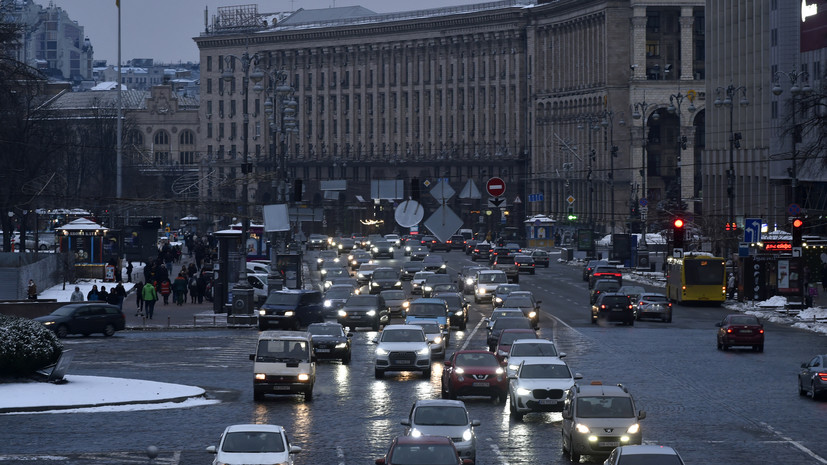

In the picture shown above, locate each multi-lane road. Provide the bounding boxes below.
[3,248,826,465]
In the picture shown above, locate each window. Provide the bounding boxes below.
[206,79,212,94]
[207,56,212,72]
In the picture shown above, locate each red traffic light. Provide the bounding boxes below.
[673,219,684,228]
[793,218,804,228]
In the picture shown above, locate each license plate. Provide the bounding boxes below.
[316,348,331,353]
[598,441,620,447]
[394,359,411,365]
[350,315,362,320]
[740,329,753,333]
[611,307,623,311]
[472,382,490,387]
[539,399,558,405]
[273,386,291,391]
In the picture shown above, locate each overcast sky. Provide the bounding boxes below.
[47,0,486,65]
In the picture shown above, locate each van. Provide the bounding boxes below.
[250,331,316,401]
[258,290,324,330]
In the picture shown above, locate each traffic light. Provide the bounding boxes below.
[672,218,685,249]
[792,218,804,247]
[725,222,738,231]
[567,207,577,221]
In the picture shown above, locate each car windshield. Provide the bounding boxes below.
[408,304,446,317]
[346,295,378,306]
[493,318,532,330]
[729,315,760,325]
[319,251,337,259]
[381,290,406,300]
[519,363,572,379]
[373,270,398,279]
[264,293,301,306]
[381,329,423,343]
[438,295,462,307]
[576,396,634,418]
[499,331,536,345]
[423,256,444,264]
[413,406,468,426]
[255,340,309,361]
[479,273,507,284]
[594,282,621,291]
[413,272,434,280]
[432,284,455,292]
[511,342,558,357]
[455,352,500,367]
[404,263,423,270]
[615,454,684,465]
[503,297,533,307]
[325,289,352,299]
[221,431,285,453]
[324,268,348,278]
[389,444,458,465]
[308,325,343,337]
[412,322,440,334]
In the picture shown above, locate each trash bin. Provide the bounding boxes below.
[562,248,574,262]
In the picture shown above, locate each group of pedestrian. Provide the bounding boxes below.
[70,282,127,308]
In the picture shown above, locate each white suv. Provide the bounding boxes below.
[401,399,480,462]
[373,324,431,378]
[505,338,566,377]
[474,270,508,303]
[508,359,582,421]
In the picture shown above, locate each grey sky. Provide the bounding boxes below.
[47,0,486,66]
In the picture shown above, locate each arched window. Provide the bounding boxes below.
[153,130,170,164]
[179,129,195,164]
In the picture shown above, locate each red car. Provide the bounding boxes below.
[376,435,472,465]
[441,350,507,403]
[494,328,538,364]
[716,314,764,352]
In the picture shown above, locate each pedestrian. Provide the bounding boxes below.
[188,272,198,303]
[172,272,187,306]
[727,273,736,300]
[112,282,126,309]
[159,278,171,305]
[142,281,158,319]
[70,286,84,302]
[98,286,109,304]
[126,261,134,283]
[197,271,208,304]
[135,281,145,316]
[27,279,37,300]
[187,262,198,278]
[87,284,99,301]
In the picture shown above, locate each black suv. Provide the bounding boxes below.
[590,279,622,304]
[471,243,492,261]
[338,294,386,330]
[259,289,325,330]
[35,303,125,338]
[446,234,466,250]
[591,293,634,325]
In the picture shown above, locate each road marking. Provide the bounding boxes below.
[487,438,510,465]
[459,313,487,351]
[760,422,827,463]
[336,445,346,465]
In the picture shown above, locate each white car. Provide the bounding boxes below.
[373,324,431,378]
[474,270,508,303]
[410,271,436,295]
[206,424,301,465]
[505,338,566,377]
[401,399,480,463]
[408,320,446,359]
[508,359,582,421]
[384,233,401,247]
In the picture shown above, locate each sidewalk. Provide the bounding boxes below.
[125,297,228,330]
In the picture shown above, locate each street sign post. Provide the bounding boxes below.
[744,218,761,243]
[486,177,506,197]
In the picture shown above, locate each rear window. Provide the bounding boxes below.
[408,303,447,317]
[600,296,630,306]
[641,294,668,302]
[594,281,621,291]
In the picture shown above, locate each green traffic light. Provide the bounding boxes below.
[567,214,578,221]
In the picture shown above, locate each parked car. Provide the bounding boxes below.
[635,293,673,322]
[508,359,582,421]
[716,314,764,351]
[441,350,508,403]
[591,293,635,326]
[34,303,125,338]
[373,324,432,378]
[307,322,352,364]
[401,399,480,463]
[206,424,301,465]
[798,354,827,400]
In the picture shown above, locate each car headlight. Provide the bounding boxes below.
[406,246,411,252]
[376,347,389,355]
[367,310,376,316]
[351,260,357,265]
[258,309,266,316]
[320,269,328,275]
[324,282,332,289]
[440,264,446,269]
[43,321,55,326]
[455,367,465,374]
[455,310,463,316]
[324,300,333,308]
[495,367,504,375]
[402,301,409,308]
[371,282,379,287]
[575,423,591,434]
[335,342,348,349]
[465,277,474,285]
[433,336,442,344]
[423,286,432,292]
[416,346,430,355]
[255,373,266,380]
[528,311,537,318]
[284,311,294,317]
[495,297,503,303]
[516,387,531,396]
[626,423,640,434]
[348,255,354,260]
[338,310,347,317]
[395,281,401,286]
[462,429,473,442]
[298,373,310,382]
[477,288,486,295]
[372,247,379,252]
[338,244,343,249]
[317,258,324,263]
[411,428,422,437]
[357,273,365,279]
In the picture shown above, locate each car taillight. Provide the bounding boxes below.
[600,305,606,309]
[727,328,733,333]
[628,305,633,309]
[668,303,672,307]
[639,301,644,306]
[817,372,827,381]
[759,328,764,334]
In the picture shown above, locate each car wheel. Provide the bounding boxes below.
[568,441,581,463]
[510,399,523,421]
[498,392,508,404]
[441,383,449,399]
[666,314,673,323]
[423,367,432,378]
[56,325,69,338]
[717,341,723,350]
[723,344,729,351]
[758,344,764,353]
[628,319,634,326]
[372,320,380,331]
[342,353,351,365]
[304,388,313,401]
[103,324,116,337]
[374,368,384,379]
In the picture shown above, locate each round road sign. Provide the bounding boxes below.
[486,177,506,197]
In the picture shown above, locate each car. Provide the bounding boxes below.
[338,294,386,331]
[422,254,448,273]
[258,290,325,330]
[322,285,356,318]
[489,247,512,264]
[409,320,446,358]
[446,234,466,250]
[493,328,538,364]
[798,354,827,400]
[422,274,455,298]
[463,238,479,254]
[206,424,301,465]
[441,350,508,403]
[376,435,471,465]
[307,234,329,250]
[509,359,582,421]
[384,233,401,247]
[401,261,424,280]
[247,261,271,275]
[514,254,536,274]
[582,259,608,281]
[470,243,492,261]
[317,250,344,270]
[356,263,381,286]
[371,240,396,259]
[405,297,450,330]
[348,249,372,270]
[336,237,357,254]
[321,266,350,289]
[635,293,672,322]
[379,289,409,318]
[529,249,550,267]
[34,303,125,338]
[410,245,431,261]
[411,271,436,295]
[618,285,646,306]
[492,283,521,308]
[603,445,686,465]
[590,279,622,304]
[474,270,508,303]
[307,322,352,364]
[561,381,646,461]
[402,399,480,463]
[370,267,403,294]
[505,338,566,377]
[504,242,522,254]
[592,293,635,325]
[485,308,525,331]
[589,265,623,288]
[373,324,432,378]
[486,316,534,351]
[458,266,487,295]
[250,331,315,401]
[716,314,764,351]
[491,255,519,283]
[501,293,541,329]
[429,239,452,252]
[433,292,468,330]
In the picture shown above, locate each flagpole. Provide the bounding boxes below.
[116,0,123,200]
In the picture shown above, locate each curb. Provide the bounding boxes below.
[0,392,207,414]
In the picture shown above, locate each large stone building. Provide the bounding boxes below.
[194,0,706,240]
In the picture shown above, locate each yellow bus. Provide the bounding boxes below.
[665,253,726,304]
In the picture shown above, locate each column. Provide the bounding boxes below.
[679,7,695,81]
[631,7,647,80]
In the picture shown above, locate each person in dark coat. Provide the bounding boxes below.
[97,286,109,304]
[126,261,134,283]
[196,271,209,304]
[87,284,99,301]
[172,272,188,306]
[821,262,827,293]
[135,281,145,316]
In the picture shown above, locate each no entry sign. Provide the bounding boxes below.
[486,177,506,197]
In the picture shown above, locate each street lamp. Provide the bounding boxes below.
[578,116,601,226]
[713,84,748,228]
[667,91,697,210]
[221,50,264,315]
[632,96,659,248]
[772,70,812,210]
[261,69,298,209]
[601,110,625,235]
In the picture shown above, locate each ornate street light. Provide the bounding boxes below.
[713,84,749,233]
[772,70,812,210]
[601,109,625,235]
[632,96,659,249]
[667,91,697,210]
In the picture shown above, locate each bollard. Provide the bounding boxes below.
[146,444,159,461]
[167,316,171,328]
[193,315,197,327]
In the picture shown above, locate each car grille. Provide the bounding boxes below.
[260,375,301,383]
[471,374,489,381]
[532,388,564,399]
[450,437,464,443]
[389,351,416,364]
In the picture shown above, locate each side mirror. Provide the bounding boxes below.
[444,360,453,367]
[638,410,647,420]
[471,419,481,427]
[561,410,572,420]
[371,338,378,344]
[574,372,583,380]
[347,332,354,337]
[289,445,302,454]
[559,352,567,359]
[206,445,217,454]
[249,354,255,361]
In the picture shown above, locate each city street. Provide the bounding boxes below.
[2,250,826,465]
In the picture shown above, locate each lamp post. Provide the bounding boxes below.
[221,51,264,315]
[578,116,601,227]
[667,92,697,211]
[713,84,748,237]
[601,110,625,235]
[772,70,811,210]
[632,96,659,248]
